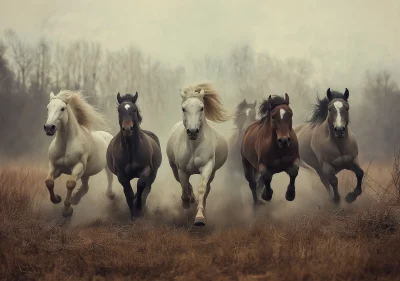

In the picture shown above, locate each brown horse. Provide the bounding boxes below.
[241,94,300,204]
[106,92,162,218]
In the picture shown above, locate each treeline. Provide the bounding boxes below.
[0,29,398,160]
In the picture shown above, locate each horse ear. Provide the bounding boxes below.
[117,92,122,104]
[327,88,332,101]
[285,93,290,103]
[132,92,138,103]
[179,89,185,99]
[49,92,55,99]
[199,88,205,98]
[243,98,247,104]
[344,88,349,101]
[253,100,257,107]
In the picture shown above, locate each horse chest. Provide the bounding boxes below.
[185,156,202,174]
[330,155,354,167]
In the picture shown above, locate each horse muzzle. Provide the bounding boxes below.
[186,128,199,140]
[334,126,346,138]
[122,126,133,136]
[278,137,291,148]
[44,124,56,136]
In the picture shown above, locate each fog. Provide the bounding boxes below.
[0,0,399,225]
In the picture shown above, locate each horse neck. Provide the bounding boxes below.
[55,107,80,143]
[260,118,275,139]
[120,126,142,162]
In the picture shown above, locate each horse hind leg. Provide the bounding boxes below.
[70,176,89,205]
[105,166,115,200]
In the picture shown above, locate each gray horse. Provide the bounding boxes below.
[294,88,364,204]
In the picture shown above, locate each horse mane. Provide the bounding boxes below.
[117,93,143,124]
[53,90,109,131]
[307,90,346,127]
[258,95,288,123]
[181,82,231,122]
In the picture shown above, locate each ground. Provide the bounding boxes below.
[1,161,400,281]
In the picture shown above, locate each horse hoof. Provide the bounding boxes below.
[285,189,296,201]
[50,195,62,204]
[345,192,357,203]
[261,188,273,201]
[62,207,73,218]
[194,217,206,226]
[106,191,116,200]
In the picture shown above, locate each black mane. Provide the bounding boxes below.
[118,93,143,124]
[307,91,346,126]
[259,95,288,122]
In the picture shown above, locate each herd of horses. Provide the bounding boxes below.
[43,82,363,226]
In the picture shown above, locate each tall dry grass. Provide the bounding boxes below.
[1,159,400,281]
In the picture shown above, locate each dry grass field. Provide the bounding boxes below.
[1,158,400,281]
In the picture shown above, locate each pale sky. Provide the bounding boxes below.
[1,0,400,91]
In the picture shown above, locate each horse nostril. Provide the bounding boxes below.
[51,125,55,130]
[186,129,190,134]
[44,125,46,130]
[287,137,291,142]
[195,128,199,133]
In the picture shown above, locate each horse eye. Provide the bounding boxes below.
[61,108,65,111]
[182,108,186,112]
[200,107,204,112]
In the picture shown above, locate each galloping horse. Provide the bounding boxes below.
[241,94,300,204]
[294,88,364,204]
[44,90,115,218]
[225,99,257,201]
[106,92,162,218]
[166,83,230,226]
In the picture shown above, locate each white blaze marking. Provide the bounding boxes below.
[246,108,251,116]
[280,109,286,119]
[334,101,343,126]
[124,104,131,110]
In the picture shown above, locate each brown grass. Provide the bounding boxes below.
[1,161,400,281]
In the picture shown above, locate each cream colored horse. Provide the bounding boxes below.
[294,88,364,205]
[166,83,230,226]
[43,90,115,218]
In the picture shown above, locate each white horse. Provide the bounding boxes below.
[166,83,230,226]
[43,90,115,218]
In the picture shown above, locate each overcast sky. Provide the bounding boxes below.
[1,0,399,92]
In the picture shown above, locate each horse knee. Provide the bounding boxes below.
[137,177,147,191]
[287,165,299,177]
[261,169,272,183]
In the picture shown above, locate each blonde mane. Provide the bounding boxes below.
[180,83,231,123]
[51,90,109,131]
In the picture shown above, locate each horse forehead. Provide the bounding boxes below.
[48,99,65,108]
[279,108,286,119]
[183,97,203,109]
[333,101,344,110]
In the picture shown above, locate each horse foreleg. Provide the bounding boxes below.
[345,159,364,203]
[70,176,89,205]
[178,169,192,209]
[118,174,135,219]
[285,159,299,201]
[45,162,62,204]
[259,164,274,201]
[194,161,213,226]
[136,166,151,212]
[105,166,115,200]
[322,162,341,205]
[62,162,85,218]
[242,157,260,205]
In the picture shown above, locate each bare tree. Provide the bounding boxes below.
[4,29,34,93]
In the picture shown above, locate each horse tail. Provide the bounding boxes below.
[299,159,316,174]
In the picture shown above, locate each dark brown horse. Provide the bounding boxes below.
[106,92,162,218]
[241,94,299,204]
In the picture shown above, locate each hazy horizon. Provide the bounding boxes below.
[1,0,399,94]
